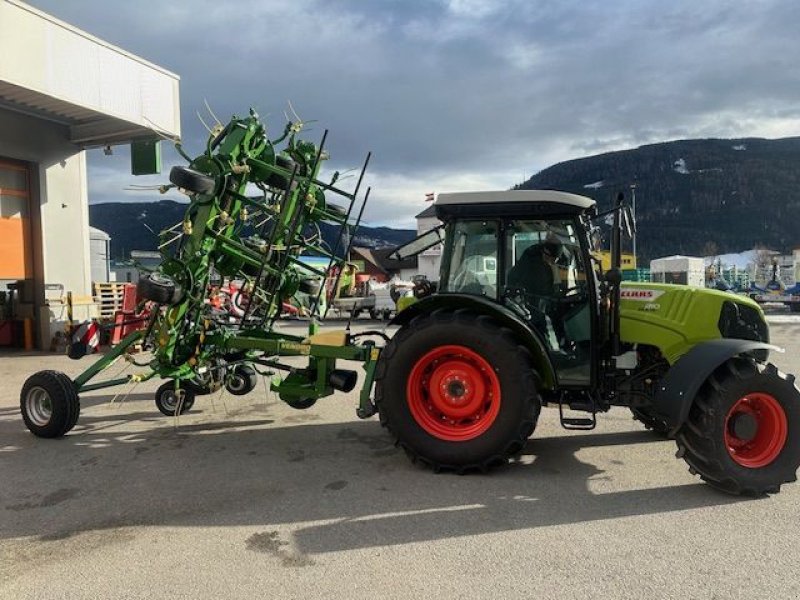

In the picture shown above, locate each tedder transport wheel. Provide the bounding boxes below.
[676,357,800,495]
[630,407,670,437]
[155,382,195,417]
[375,311,540,473]
[20,371,80,438]
[137,272,183,305]
[225,365,258,396]
[169,165,216,195]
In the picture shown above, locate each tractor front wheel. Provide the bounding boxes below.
[676,357,800,495]
[375,311,540,472]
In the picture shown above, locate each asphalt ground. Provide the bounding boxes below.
[2,313,800,599]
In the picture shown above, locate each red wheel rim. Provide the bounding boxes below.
[406,345,501,441]
[724,392,788,468]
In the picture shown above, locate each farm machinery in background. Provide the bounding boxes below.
[18,109,800,496]
[748,260,800,312]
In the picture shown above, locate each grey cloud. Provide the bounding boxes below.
[26,0,800,224]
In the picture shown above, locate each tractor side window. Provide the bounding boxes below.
[443,221,498,298]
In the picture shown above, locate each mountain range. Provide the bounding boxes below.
[89,200,416,259]
[518,137,800,261]
[91,137,800,263]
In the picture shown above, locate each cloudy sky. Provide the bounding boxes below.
[28,0,800,228]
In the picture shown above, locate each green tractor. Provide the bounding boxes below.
[375,190,800,495]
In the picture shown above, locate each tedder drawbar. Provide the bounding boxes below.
[20,109,800,496]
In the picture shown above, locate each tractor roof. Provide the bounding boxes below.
[435,190,596,220]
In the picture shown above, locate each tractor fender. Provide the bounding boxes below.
[389,294,557,389]
[653,338,782,436]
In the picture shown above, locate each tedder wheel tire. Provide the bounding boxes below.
[281,395,317,410]
[169,166,216,195]
[266,155,301,190]
[137,272,183,305]
[155,382,195,417]
[225,365,258,396]
[675,357,800,495]
[630,407,670,437]
[326,202,348,219]
[375,311,540,473]
[20,371,80,438]
[298,278,321,296]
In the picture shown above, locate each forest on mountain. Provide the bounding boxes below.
[518,137,800,261]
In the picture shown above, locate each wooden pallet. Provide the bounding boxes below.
[94,283,128,320]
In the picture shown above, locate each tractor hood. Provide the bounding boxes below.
[618,282,767,364]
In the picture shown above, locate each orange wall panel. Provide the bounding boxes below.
[0,217,32,279]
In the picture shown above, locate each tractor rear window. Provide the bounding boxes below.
[442,220,498,298]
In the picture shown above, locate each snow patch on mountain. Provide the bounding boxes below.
[673,158,689,174]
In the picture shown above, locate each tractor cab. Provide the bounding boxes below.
[401,191,603,387]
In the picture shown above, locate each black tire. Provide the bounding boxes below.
[20,371,80,438]
[298,278,321,296]
[675,358,800,495]
[266,155,300,190]
[226,365,258,396]
[169,166,216,195]
[791,303,800,313]
[326,202,347,219]
[375,311,540,472]
[369,308,379,320]
[630,407,670,437]
[155,382,195,417]
[281,396,317,410]
[137,272,183,305]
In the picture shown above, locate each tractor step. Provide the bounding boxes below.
[558,400,597,430]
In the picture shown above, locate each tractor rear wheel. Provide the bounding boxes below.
[375,311,540,472]
[675,357,800,495]
[20,371,80,437]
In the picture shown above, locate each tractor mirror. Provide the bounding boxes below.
[622,205,636,238]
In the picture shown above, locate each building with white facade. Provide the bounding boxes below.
[415,204,442,282]
[0,0,180,348]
